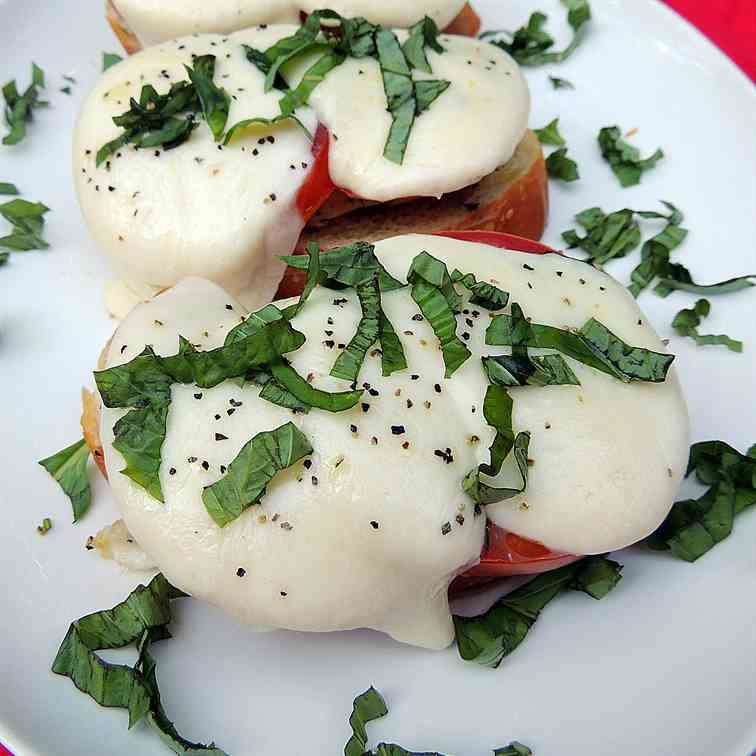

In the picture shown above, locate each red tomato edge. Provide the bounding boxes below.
[295,124,336,223]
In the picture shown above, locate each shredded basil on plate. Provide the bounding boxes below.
[0,196,50,259]
[453,556,623,667]
[102,52,123,71]
[598,125,664,187]
[647,441,756,561]
[407,251,471,377]
[672,299,742,352]
[549,75,574,89]
[37,517,53,535]
[202,422,312,527]
[52,574,226,754]
[562,206,642,266]
[2,62,48,146]
[533,117,565,146]
[484,0,591,66]
[655,269,756,298]
[38,438,92,522]
[0,182,18,195]
[545,146,579,182]
[345,686,530,755]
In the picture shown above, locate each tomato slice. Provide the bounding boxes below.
[431,230,579,584]
[296,124,336,223]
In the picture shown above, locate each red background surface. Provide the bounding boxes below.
[0,3,752,756]
[665,0,756,80]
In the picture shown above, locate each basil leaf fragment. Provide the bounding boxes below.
[534,117,565,146]
[545,146,579,182]
[483,353,579,387]
[549,76,574,89]
[37,517,53,535]
[486,312,674,383]
[281,241,405,293]
[453,556,622,667]
[495,745,533,756]
[38,438,92,522]
[598,125,663,187]
[279,48,347,117]
[403,17,444,73]
[52,574,226,753]
[647,441,756,561]
[184,55,230,141]
[0,182,18,195]
[408,251,470,377]
[672,299,742,352]
[2,63,48,146]
[451,269,509,311]
[655,269,756,298]
[202,422,312,526]
[270,360,364,411]
[562,206,642,266]
[463,385,531,506]
[486,0,591,66]
[103,52,123,71]
[223,112,310,144]
[0,196,50,257]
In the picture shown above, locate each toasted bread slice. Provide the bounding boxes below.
[276,130,548,298]
[106,2,482,54]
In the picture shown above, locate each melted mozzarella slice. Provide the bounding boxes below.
[100,235,688,649]
[74,28,317,313]
[281,33,529,201]
[113,0,468,47]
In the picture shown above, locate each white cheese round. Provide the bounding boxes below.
[282,33,529,201]
[74,28,317,313]
[99,234,689,648]
[76,27,530,314]
[112,0,468,47]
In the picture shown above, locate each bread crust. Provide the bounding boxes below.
[277,130,548,299]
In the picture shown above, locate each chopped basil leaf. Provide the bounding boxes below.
[549,75,574,89]
[38,438,92,522]
[453,556,622,667]
[402,17,444,73]
[495,745,533,756]
[331,275,382,383]
[487,312,674,383]
[279,49,347,116]
[487,0,591,66]
[37,517,53,535]
[96,81,200,166]
[407,251,470,377]
[344,686,389,756]
[202,422,312,526]
[533,117,565,146]
[102,52,123,71]
[647,441,756,561]
[545,146,579,181]
[672,299,742,352]
[562,207,642,266]
[378,311,409,376]
[223,112,310,145]
[414,78,450,115]
[184,55,230,141]
[2,63,48,146]
[463,385,530,506]
[451,269,510,311]
[655,269,755,298]
[598,125,664,187]
[483,353,580,387]
[0,197,50,255]
[376,29,415,164]
[628,204,688,297]
[281,241,405,293]
[291,242,322,316]
[270,360,363,412]
[52,574,226,753]
[0,182,19,195]
[243,44,289,91]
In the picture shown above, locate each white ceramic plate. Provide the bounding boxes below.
[2,1,755,754]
